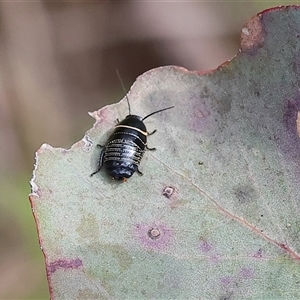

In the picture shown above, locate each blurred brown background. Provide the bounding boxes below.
[0,2,292,299]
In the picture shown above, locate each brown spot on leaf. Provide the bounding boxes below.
[241,15,264,52]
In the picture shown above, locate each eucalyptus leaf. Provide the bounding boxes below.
[30,6,300,299]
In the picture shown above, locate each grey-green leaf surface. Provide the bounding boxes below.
[30,6,300,300]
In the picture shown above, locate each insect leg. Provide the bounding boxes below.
[137,167,144,176]
[90,147,105,176]
[146,129,157,150]
[147,129,157,135]
[146,145,156,151]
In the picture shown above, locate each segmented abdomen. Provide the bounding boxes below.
[104,130,146,166]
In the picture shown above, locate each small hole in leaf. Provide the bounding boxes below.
[148,228,161,240]
[162,186,175,198]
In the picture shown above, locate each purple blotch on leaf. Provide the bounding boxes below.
[283,99,300,137]
[199,238,213,253]
[253,248,263,258]
[134,222,174,251]
[239,267,254,279]
[220,276,233,286]
[47,258,83,274]
[280,98,300,167]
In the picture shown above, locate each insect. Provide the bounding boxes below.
[91,76,174,181]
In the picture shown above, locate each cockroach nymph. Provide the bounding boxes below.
[91,73,174,181]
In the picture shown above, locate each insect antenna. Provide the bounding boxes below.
[116,69,131,115]
[142,106,174,121]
